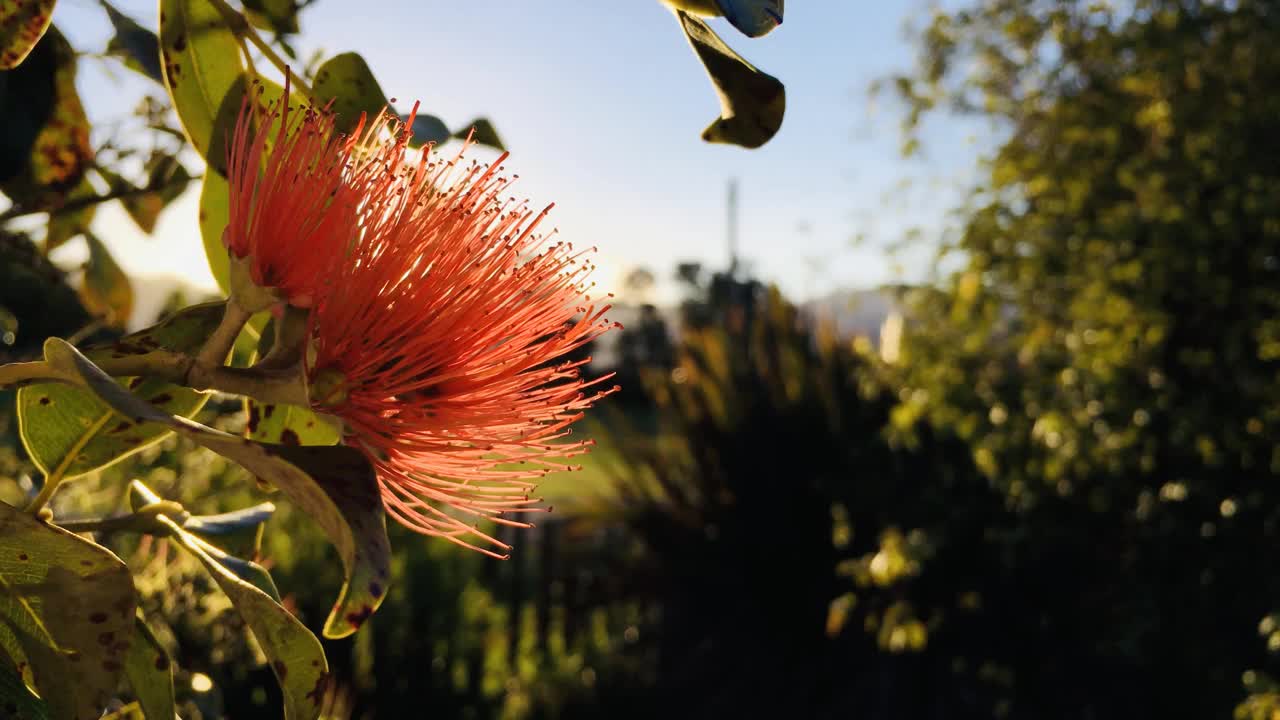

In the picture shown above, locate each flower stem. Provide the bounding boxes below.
[23,476,61,515]
[196,300,253,368]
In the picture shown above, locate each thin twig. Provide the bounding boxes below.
[206,0,315,97]
[0,174,200,224]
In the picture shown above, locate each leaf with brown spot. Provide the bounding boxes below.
[42,339,393,640]
[0,26,94,210]
[121,614,173,720]
[0,501,135,720]
[159,0,245,161]
[146,500,325,720]
[0,0,55,70]
[16,302,221,482]
[311,52,387,134]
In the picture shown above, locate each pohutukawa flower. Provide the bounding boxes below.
[224,78,363,308]
[306,112,619,557]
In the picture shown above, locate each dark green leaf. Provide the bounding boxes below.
[43,176,96,252]
[406,113,448,149]
[451,117,506,151]
[676,10,784,148]
[100,1,162,83]
[311,52,386,133]
[242,0,299,35]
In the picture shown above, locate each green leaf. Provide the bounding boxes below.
[80,233,133,327]
[0,0,55,70]
[242,0,299,36]
[198,170,232,294]
[129,480,282,601]
[715,0,783,39]
[153,507,327,720]
[44,339,392,640]
[159,0,245,163]
[676,10,785,149]
[16,302,221,481]
[0,501,136,720]
[451,117,505,151]
[311,52,387,133]
[44,176,97,252]
[247,402,341,447]
[99,1,162,83]
[106,154,192,234]
[406,113,448,149]
[0,657,48,719]
[0,26,94,209]
[121,615,173,720]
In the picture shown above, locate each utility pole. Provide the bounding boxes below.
[727,178,739,275]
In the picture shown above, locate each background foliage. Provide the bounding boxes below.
[4,0,1280,718]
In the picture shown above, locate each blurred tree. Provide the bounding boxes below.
[888,0,1280,715]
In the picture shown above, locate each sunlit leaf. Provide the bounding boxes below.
[0,501,136,720]
[198,170,231,293]
[153,510,327,720]
[80,232,133,327]
[43,339,392,640]
[130,480,283,601]
[247,401,341,447]
[16,302,221,480]
[452,117,505,151]
[311,52,386,133]
[0,26,93,209]
[121,615,173,720]
[676,10,784,148]
[100,0,162,83]
[0,0,55,69]
[0,658,47,719]
[159,0,245,163]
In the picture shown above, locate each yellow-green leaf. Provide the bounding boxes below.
[0,501,136,720]
[311,52,386,133]
[159,0,245,163]
[247,402,341,447]
[16,302,221,481]
[80,233,133,327]
[147,502,326,720]
[676,10,785,148]
[44,339,392,640]
[121,615,173,720]
[199,171,231,293]
[0,0,55,69]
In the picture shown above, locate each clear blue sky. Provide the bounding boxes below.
[52,0,981,302]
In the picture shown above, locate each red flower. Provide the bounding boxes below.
[307,115,618,556]
[224,79,362,307]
